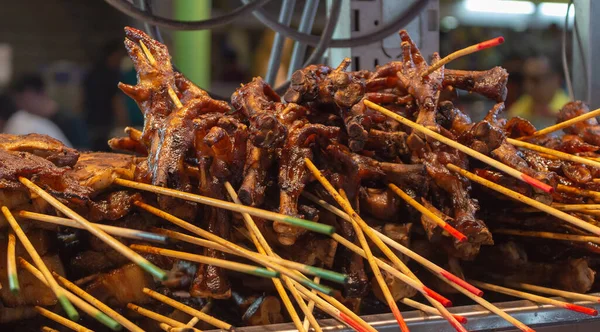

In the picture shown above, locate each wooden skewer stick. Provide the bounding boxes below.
[305,160,409,332]
[223,182,320,332]
[153,227,345,284]
[493,228,600,245]
[507,138,600,169]
[556,184,600,200]
[135,201,334,295]
[142,288,233,331]
[469,280,598,316]
[160,323,200,332]
[127,303,191,329]
[363,100,553,193]
[500,280,600,304]
[53,272,142,332]
[185,301,212,327]
[18,177,168,281]
[522,107,600,139]
[131,245,279,279]
[336,189,465,332]
[443,279,534,332]
[446,165,600,236]
[302,276,320,331]
[302,195,469,330]
[18,258,120,331]
[41,327,60,332]
[388,183,467,242]
[301,191,484,297]
[422,36,504,77]
[551,203,600,211]
[115,178,333,236]
[400,298,467,324]
[34,306,92,332]
[2,207,79,321]
[18,210,167,243]
[7,231,19,294]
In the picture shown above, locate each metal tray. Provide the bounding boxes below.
[206,293,600,331]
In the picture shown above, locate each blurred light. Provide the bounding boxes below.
[441,16,459,31]
[539,2,575,17]
[465,0,535,15]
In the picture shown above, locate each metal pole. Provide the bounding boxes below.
[287,0,320,77]
[265,0,296,86]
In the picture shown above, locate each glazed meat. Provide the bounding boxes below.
[0,133,79,167]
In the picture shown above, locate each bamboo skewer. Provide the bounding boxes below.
[302,276,320,331]
[522,107,600,139]
[41,327,60,332]
[223,182,320,332]
[18,210,167,243]
[142,288,233,331]
[469,280,598,316]
[446,164,600,236]
[131,245,279,279]
[18,258,121,331]
[400,298,467,323]
[34,306,93,332]
[500,280,600,304]
[115,178,333,236]
[18,178,168,281]
[302,195,471,330]
[388,183,467,242]
[127,303,191,329]
[2,207,79,321]
[160,324,200,332]
[153,227,346,284]
[135,201,334,295]
[556,184,600,200]
[336,189,466,332]
[336,189,408,332]
[493,228,600,245]
[303,192,466,331]
[7,231,19,294]
[186,302,212,327]
[301,191,484,297]
[507,138,600,169]
[551,203,600,211]
[53,272,142,332]
[444,280,534,332]
[422,36,504,77]
[304,160,409,331]
[363,100,553,193]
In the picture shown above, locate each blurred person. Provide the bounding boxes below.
[4,74,72,146]
[507,55,570,129]
[0,93,17,131]
[84,40,128,151]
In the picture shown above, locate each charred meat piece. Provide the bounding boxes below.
[0,133,79,167]
[67,152,136,197]
[86,263,154,307]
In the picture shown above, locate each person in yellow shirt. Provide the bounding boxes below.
[507,55,570,130]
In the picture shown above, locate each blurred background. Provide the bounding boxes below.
[0,0,581,150]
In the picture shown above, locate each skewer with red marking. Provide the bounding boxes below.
[422,36,504,76]
[469,280,598,316]
[388,183,467,242]
[302,191,483,297]
[364,100,553,193]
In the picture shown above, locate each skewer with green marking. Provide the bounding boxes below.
[19,258,121,331]
[2,207,79,321]
[7,231,19,294]
[18,177,168,281]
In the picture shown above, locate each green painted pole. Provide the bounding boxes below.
[173,0,211,89]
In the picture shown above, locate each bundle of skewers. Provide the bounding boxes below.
[2,26,600,332]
